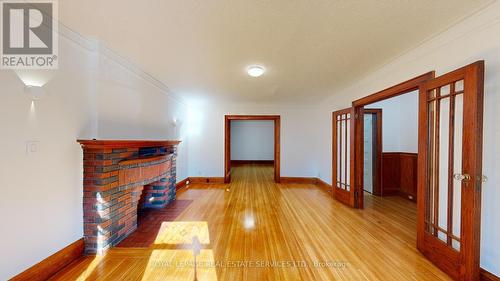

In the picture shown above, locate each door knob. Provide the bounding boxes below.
[453,174,471,181]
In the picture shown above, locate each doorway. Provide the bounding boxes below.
[345,61,485,280]
[363,109,382,196]
[350,72,434,208]
[224,115,281,183]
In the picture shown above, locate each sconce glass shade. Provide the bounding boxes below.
[24,85,45,100]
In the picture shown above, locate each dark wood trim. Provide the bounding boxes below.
[280,177,317,184]
[77,139,181,149]
[10,238,84,281]
[224,115,281,184]
[353,72,435,209]
[224,115,281,120]
[225,116,231,182]
[315,178,333,193]
[231,160,274,165]
[353,107,365,208]
[363,109,382,196]
[188,177,225,184]
[353,72,435,107]
[481,268,500,281]
[274,117,281,183]
[184,176,331,191]
[175,178,189,190]
[280,177,332,192]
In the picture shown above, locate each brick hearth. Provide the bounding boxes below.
[78,140,181,254]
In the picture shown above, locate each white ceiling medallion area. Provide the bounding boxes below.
[58,0,494,103]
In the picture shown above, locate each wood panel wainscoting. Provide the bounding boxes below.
[10,239,84,281]
[381,152,418,201]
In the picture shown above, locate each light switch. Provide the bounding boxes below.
[26,141,40,155]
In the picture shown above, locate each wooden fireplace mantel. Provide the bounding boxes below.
[77,139,181,149]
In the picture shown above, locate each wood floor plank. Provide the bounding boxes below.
[52,164,451,281]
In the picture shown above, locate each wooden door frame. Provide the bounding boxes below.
[224,115,281,183]
[363,109,383,196]
[352,71,435,208]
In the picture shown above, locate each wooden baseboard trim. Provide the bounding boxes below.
[10,238,84,281]
[481,268,500,281]
[175,178,189,190]
[315,178,333,192]
[176,177,225,187]
[280,177,332,192]
[188,177,225,184]
[397,190,417,202]
[280,177,317,184]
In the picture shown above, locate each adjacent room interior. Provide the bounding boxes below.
[1,1,499,281]
[364,90,419,201]
[230,119,275,182]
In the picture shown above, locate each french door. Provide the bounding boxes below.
[332,108,357,207]
[417,61,484,280]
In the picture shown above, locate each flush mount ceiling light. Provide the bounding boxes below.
[247,65,265,77]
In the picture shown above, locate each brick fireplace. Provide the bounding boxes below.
[77,140,181,254]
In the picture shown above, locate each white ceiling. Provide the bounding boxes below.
[59,0,493,104]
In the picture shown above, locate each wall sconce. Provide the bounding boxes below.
[24,85,46,101]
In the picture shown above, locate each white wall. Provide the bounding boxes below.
[0,27,188,279]
[186,103,324,178]
[230,120,274,160]
[316,2,500,274]
[366,90,419,153]
[95,46,190,182]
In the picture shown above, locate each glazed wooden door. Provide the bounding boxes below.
[417,61,484,281]
[332,108,356,207]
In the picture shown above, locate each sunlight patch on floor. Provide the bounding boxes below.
[75,255,104,281]
[154,221,210,245]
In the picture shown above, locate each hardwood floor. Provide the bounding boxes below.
[51,164,450,280]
